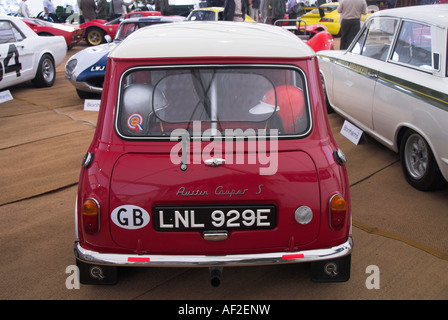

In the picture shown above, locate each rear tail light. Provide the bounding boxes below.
[329,194,347,230]
[319,18,334,22]
[82,198,100,234]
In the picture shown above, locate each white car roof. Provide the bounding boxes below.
[109,21,315,59]
[372,4,448,27]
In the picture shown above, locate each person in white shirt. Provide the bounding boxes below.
[18,0,31,18]
[338,0,367,49]
[43,0,60,22]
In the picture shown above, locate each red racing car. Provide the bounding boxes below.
[81,11,168,46]
[22,17,84,49]
[79,17,121,46]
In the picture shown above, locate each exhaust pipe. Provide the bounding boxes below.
[209,267,223,287]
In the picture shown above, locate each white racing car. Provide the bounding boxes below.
[0,15,67,90]
[65,16,185,99]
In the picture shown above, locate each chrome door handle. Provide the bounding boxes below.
[368,72,378,79]
[204,158,226,167]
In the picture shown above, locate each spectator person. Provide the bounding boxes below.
[18,0,31,18]
[268,0,286,25]
[77,0,84,22]
[110,0,129,19]
[287,0,303,21]
[338,0,367,50]
[155,0,170,15]
[250,0,260,21]
[80,0,96,22]
[97,0,108,19]
[43,0,60,22]
[260,0,269,23]
[223,0,247,22]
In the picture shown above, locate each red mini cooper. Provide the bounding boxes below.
[74,21,352,286]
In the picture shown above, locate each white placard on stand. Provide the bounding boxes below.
[0,90,13,104]
[84,99,100,111]
[340,120,363,145]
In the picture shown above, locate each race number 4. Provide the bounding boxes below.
[0,44,22,82]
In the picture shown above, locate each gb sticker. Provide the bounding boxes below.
[111,205,150,230]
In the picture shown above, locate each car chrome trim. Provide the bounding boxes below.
[203,230,228,241]
[74,237,352,267]
[204,158,226,167]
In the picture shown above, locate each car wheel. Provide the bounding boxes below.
[86,28,105,46]
[400,130,445,191]
[31,54,55,88]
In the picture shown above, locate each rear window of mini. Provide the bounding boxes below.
[115,65,311,139]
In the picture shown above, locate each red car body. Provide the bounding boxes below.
[125,10,163,19]
[74,22,352,286]
[22,18,84,49]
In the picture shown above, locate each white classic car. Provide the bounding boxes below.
[318,5,448,191]
[0,15,67,90]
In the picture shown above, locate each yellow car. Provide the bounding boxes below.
[301,2,370,36]
[187,7,256,22]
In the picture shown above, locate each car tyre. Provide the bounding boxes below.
[31,54,55,88]
[400,130,446,191]
[86,27,105,46]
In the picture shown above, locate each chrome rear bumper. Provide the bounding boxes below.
[74,237,352,267]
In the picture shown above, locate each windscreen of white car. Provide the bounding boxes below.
[351,17,398,61]
[116,66,311,139]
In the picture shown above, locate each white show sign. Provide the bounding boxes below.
[0,90,13,104]
[340,120,363,145]
[84,99,100,111]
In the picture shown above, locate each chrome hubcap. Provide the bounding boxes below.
[404,133,428,179]
[88,31,101,44]
[42,58,54,82]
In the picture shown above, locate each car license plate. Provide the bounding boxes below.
[153,205,276,231]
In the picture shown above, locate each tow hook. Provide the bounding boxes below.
[209,267,223,287]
